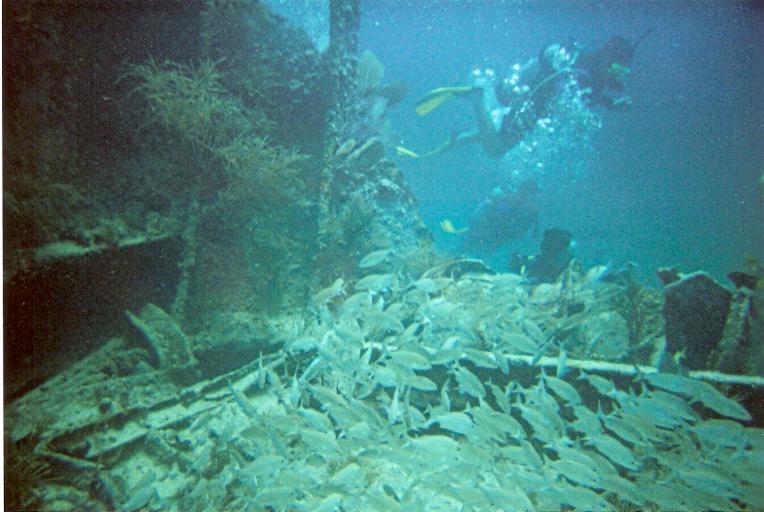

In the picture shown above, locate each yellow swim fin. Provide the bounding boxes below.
[440,219,469,234]
[414,86,474,116]
[396,146,420,159]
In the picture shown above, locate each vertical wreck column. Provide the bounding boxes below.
[316,0,360,250]
[171,195,199,325]
[326,0,360,134]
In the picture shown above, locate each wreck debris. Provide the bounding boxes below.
[126,304,197,372]
[709,291,756,375]
[663,271,733,369]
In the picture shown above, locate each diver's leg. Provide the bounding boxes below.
[451,128,481,147]
[470,88,495,140]
[397,87,482,159]
[419,129,480,158]
[397,128,480,159]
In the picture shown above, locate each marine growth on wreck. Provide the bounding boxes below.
[3,1,763,511]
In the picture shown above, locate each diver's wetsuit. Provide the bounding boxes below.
[433,71,528,159]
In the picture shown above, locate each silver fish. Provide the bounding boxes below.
[359,248,391,269]
[462,348,498,370]
[588,433,640,470]
[389,349,431,371]
[354,273,394,293]
[454,365,485,399]
[405,374,438,392]
[328,462,364,491]
[313,277,344,304]
[551,459,602,489]
[543,374,582,406]
[425,411,474,435]
[691,380,752,422]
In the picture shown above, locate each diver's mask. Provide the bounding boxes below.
[608,62,631,81]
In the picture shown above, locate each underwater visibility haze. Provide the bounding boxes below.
[3,1,764,510]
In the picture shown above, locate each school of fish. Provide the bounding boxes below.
[109,251,762,511]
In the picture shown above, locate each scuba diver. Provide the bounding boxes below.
[396,30,652,160]
[455,180,541,255]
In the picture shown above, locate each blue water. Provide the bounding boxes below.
[361,0,764,282]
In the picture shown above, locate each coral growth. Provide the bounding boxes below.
[610,266,663,351]
[124,58,306,206]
